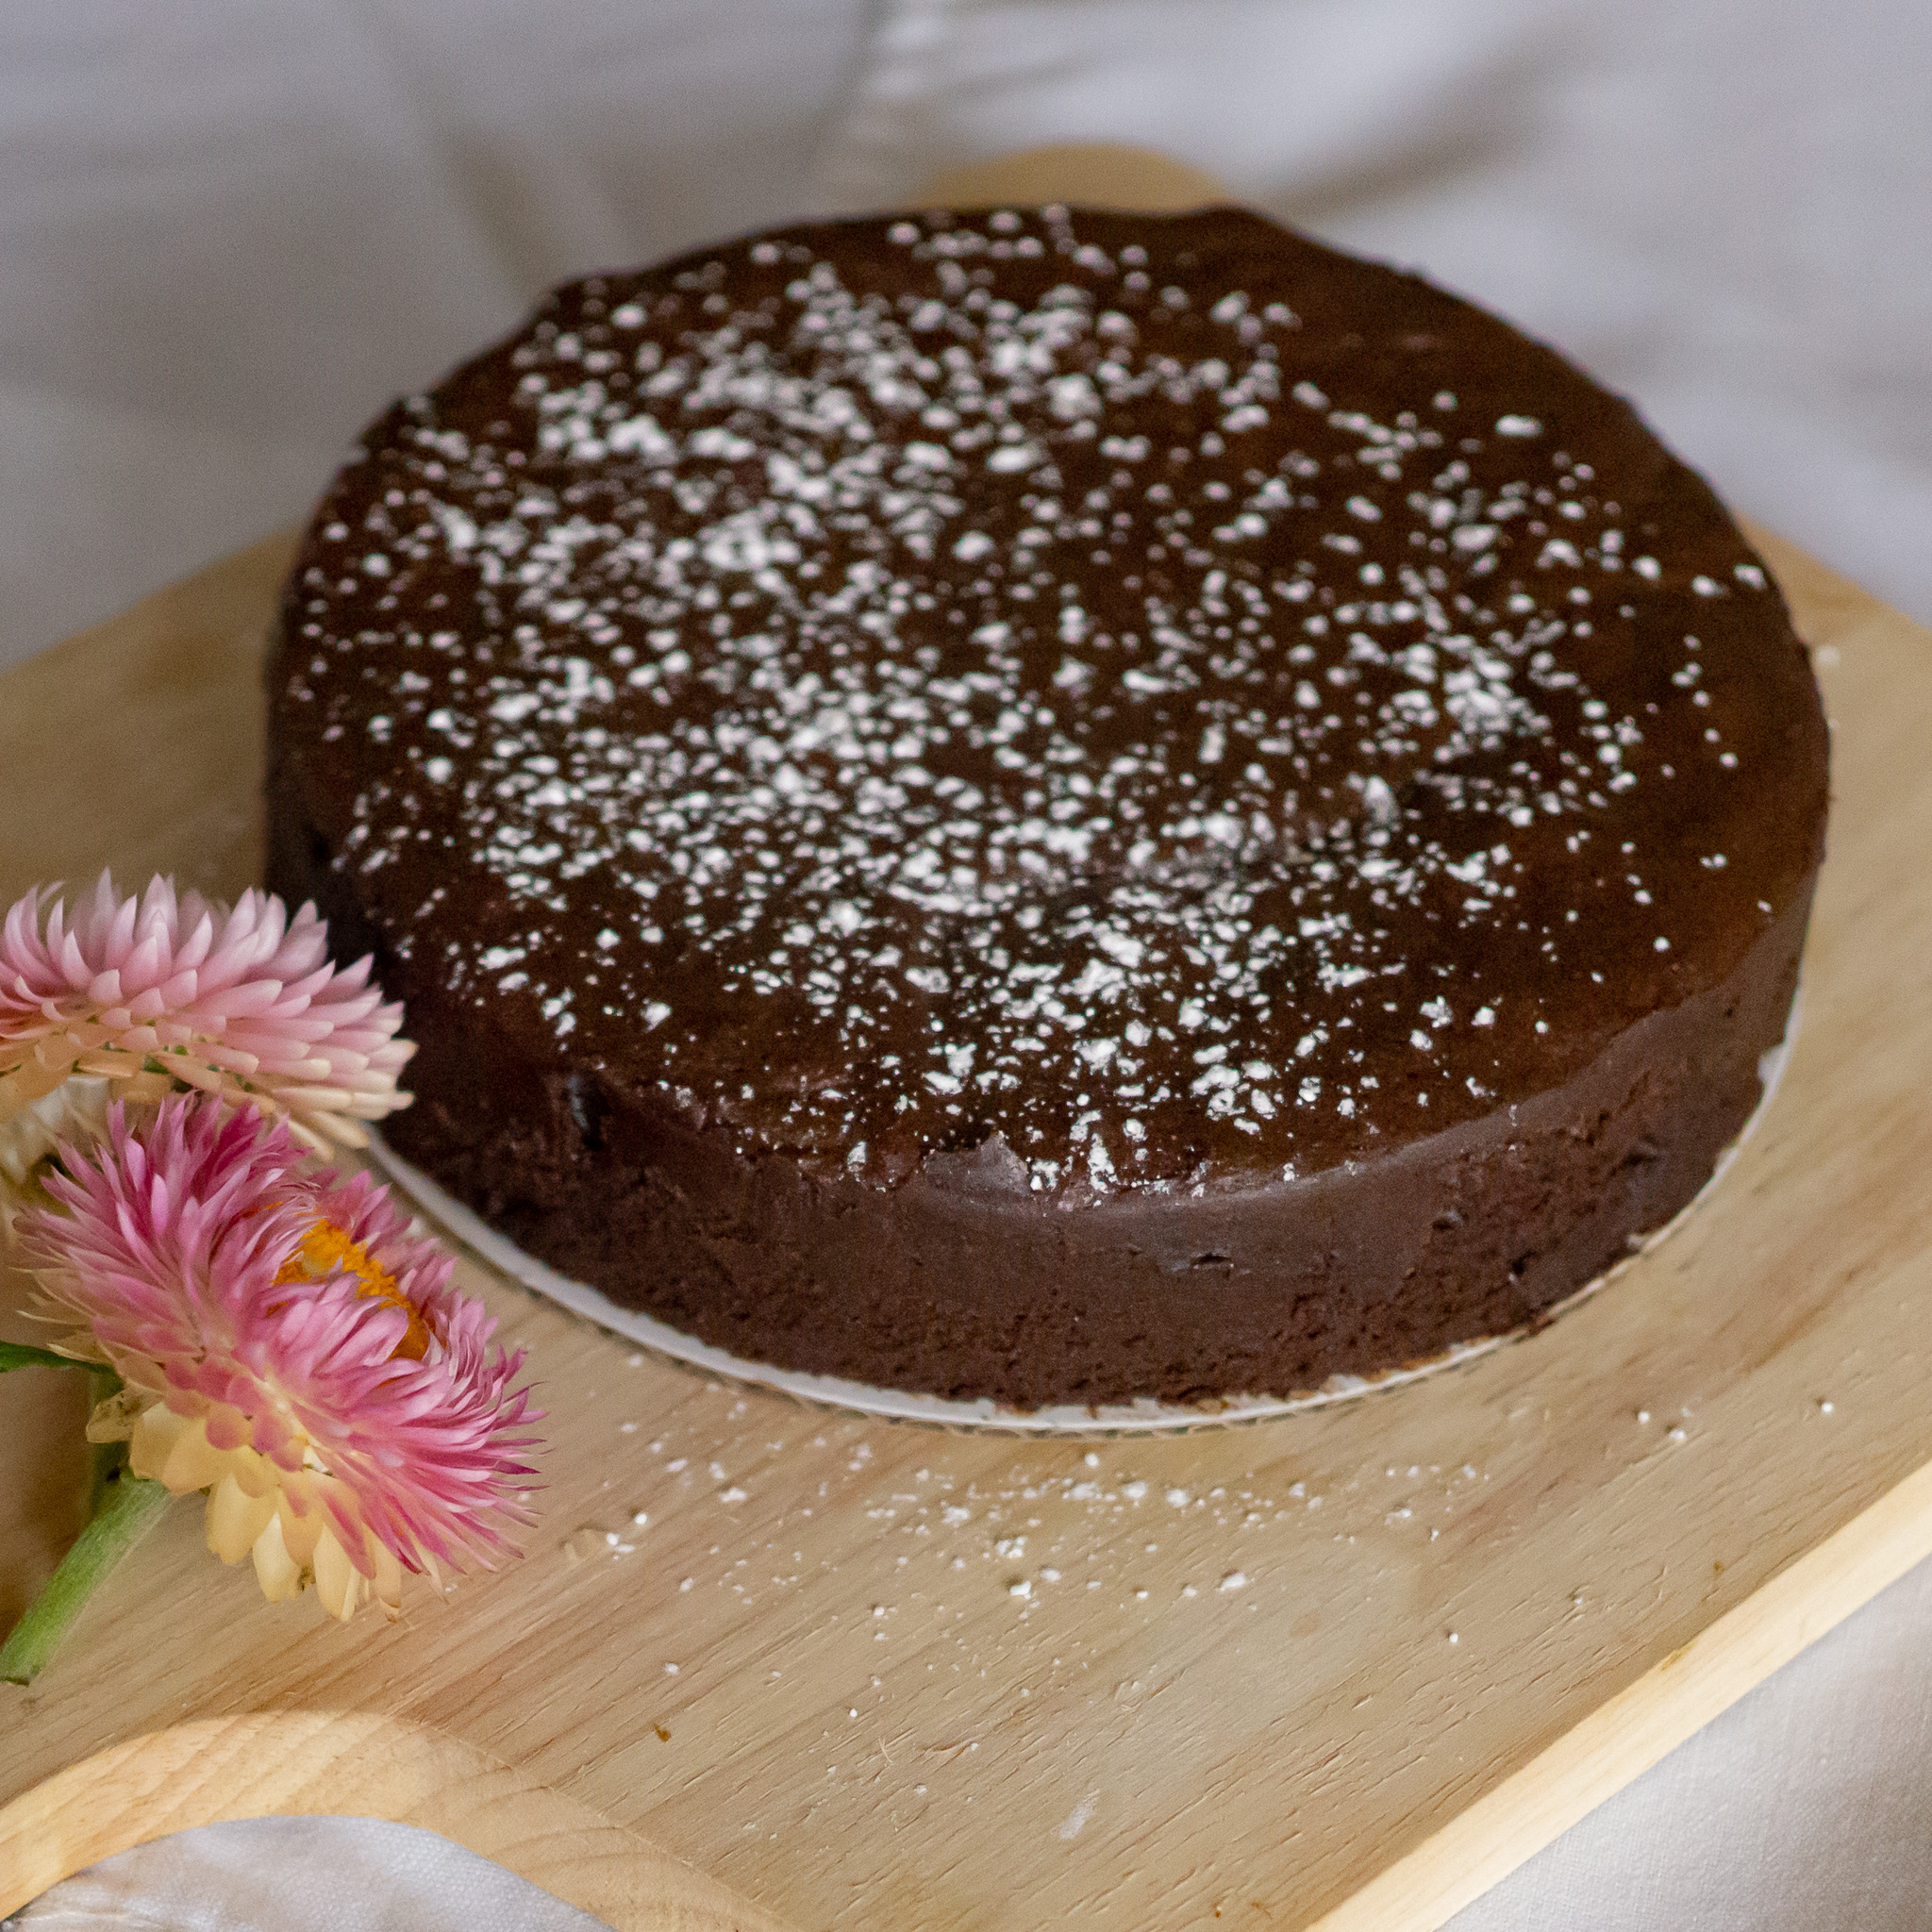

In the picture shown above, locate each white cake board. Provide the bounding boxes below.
[367,1001,1796,1438]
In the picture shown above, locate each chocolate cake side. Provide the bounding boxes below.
[265,206,1828,1407]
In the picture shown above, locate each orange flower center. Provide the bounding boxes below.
[277,1218,430,1360]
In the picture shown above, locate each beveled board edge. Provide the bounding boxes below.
[1312,1453,1932,1930]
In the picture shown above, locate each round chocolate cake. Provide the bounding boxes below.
[267,206,1826,1408]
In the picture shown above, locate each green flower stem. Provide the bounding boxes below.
[85,1371,124,1520]
[0,1474,173,1685]
[0,1341,92,1374]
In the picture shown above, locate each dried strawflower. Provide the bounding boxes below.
[0,871,414,1158]
[20,1097,539,1621]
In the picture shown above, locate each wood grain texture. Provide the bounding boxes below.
[2,177,1930,1927]
[917,144,1228,213]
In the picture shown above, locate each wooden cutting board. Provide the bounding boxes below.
[5,157,1932,1932]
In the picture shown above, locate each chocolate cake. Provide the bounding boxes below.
[266,207,1827,1409]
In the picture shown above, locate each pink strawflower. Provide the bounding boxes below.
[21,1097,540,1620]
[0,871,414,1156]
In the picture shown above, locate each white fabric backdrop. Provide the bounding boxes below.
[2,0,1927,674]
[5,3,1930,1924]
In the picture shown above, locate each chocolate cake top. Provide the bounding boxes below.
[278,207,1824,1197]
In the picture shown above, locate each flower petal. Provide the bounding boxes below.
[207,1473,278,1564]
[251,1512,305,1602]
[17,1095,540,1619]
[0,873,414,1139]
[312,1530,361,1621]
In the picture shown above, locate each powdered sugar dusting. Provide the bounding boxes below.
[285,208,1784,1195]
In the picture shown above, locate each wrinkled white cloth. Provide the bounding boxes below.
[5,3,1931,1926]
[4,1817,610,1932]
